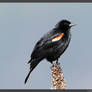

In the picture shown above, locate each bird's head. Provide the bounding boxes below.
[55,19,76,30]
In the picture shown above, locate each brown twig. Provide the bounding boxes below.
[51,63,66,89]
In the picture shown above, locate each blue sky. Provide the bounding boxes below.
[0,3,92,89]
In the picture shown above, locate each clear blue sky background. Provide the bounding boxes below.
[0,3,92,89]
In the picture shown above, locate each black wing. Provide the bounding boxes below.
[31,29,62,59]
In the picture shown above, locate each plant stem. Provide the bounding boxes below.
[51,63,66,89]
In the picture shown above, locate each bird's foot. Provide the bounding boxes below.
[50,61,55,68]
[56,60,60,65]
[50,64,54,69]
[52,64,54,67]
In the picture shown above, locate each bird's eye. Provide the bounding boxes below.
[64,23,69,26]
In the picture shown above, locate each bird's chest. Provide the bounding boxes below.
[48,34,71,59]
[53,40,67,54]
[54,33,71,53]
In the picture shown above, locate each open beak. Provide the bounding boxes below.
[69,23,76,27]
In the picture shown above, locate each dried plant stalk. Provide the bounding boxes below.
[51,63,66,89]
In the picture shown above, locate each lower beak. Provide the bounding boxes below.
[69,23,76,27]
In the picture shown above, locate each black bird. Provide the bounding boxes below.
[24,19,76,84]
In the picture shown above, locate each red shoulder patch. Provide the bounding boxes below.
[52,33,64,42]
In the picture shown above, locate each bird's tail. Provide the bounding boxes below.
[24,59,40,84]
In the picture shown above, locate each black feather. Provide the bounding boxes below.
[24,59,40,84]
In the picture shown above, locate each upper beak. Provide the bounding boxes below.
[69,23,76,27]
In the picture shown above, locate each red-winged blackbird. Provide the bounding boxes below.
[24,19,76,84]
